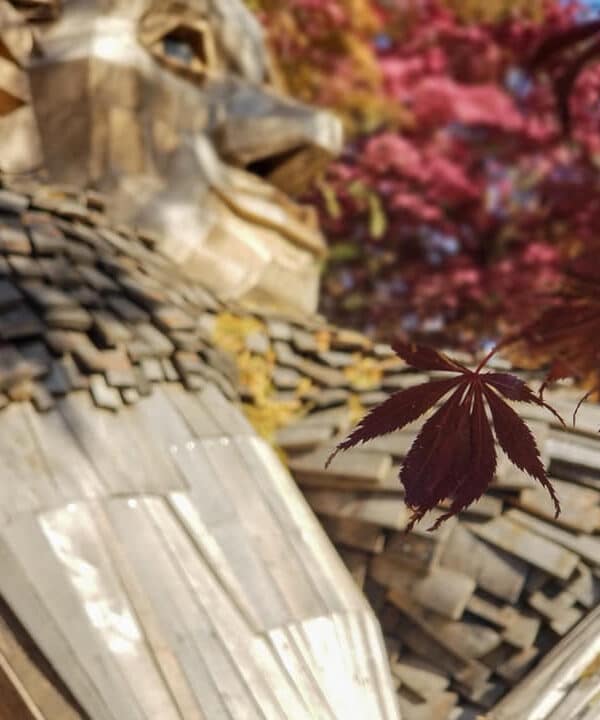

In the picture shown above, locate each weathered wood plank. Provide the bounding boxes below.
[465,595,540,649]
[319,515,385,554]
[393,606,491,692]
[290,447,392,488]
[381,531,444,573]
[390,654,449,699]
[339,549,368,589]
[105,497,255,720]
[438,525,527,603]
[490,602,600,720]
[276,424,334,452]
[467,516,579,580]
[527,592,583,636]
[397,692,458,720]
[388,594,500,661]
[305,490,411,531]
[411,567,475,621]
[237,437,365,616]
[516,477,600,533]
[506,508,600,566]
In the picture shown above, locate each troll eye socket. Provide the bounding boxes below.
[148,22,216,81]
[163,29,203,65]
[163,37,193,64]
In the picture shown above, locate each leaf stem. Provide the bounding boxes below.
[474,334,519,374]
[475,344,500,374]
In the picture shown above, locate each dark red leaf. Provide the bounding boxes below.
[328,341,562,530]
[573,387,597,427]
[538,358,575,399]
[484,372,566,427]
[483,385,560,517]
[326,376,461,464]
[484,371,542,400]
[401,384,471,529]
[428,385,496,531]
[392,340,467,374]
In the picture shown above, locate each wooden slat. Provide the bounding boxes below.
[320,516,385,554]
[527,592,583,636]
[411,567,475,621]
[506,508,600,566]
[276,424,333,452]
[388,594,500,661]
[23,403,106,506]
[516,478,600,533]
[390,655,449,699]
[438,525,527,603]
[371,558,476,621]
[455,678,506,709]
[92,503,205,720]
[0,650,44,720]
[58,392,182,497]
[142,497,314,720]
[383,529,447,574]
[496,647,539,685]
[0,518,121,720]
[38,503,181,719]
[490,603,600,720]
[305,490,411,531]
[105,497,255,719]
[290,447,392,488]
[339,549,368,588]
[241,436,371,621]
[467,516,579,580]
[568,564,600,609]
[465,595,540,649]
[266,627,338,720]
[0,604,83,720]
[550,675,600,720]
[162,385,220,438]
[393,606,491,693]
[241,436,367,615]
[0,402,51,524]
[201,438,326,620]
[397,692,458,720]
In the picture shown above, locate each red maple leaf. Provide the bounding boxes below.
[327,341,563,531]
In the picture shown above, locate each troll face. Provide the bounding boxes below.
[0,0,342,313]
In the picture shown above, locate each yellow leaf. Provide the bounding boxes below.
[316,177,342,219]
[368,192,387,239]
[315,329,331,352]
[344,356,383,390]
[347,394,365,424]
[213,312,265,354]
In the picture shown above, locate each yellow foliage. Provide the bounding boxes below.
[211,312,313,442]
[212,312,265,354]
[237,351,274,403]
[295,376,315,399]
[368,192,387,240]
[247,0,402,135]
[242,399,303,442]
[314,328,331,352]
[443,0,546,22]
[347,394,366,424]
[344,356,383,390]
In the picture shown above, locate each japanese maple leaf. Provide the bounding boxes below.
[326,341,563,531]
